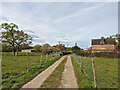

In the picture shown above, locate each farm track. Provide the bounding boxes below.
[58,55,78,88]
[20,56,66,89]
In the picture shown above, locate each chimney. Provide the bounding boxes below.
[101,36,104,39]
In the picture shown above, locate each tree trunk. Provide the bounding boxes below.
[16,47,19,56]
[13,47,16,56]
[13,51,15,56]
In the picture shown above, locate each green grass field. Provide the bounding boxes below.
[2,54,52,75]
[2,52,61,89]
[72,55,118,88]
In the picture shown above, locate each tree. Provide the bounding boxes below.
[108,34,120,52]
[58,44,66,51]
[72,46,83,55]
[15,30,32,55]
[49,46,57,53]
[113,34,120,51]
[21,44,33,50]
[41,43,50,54]
[2,44,12,52]
[34,44,41,52]
[1,23,18,55]
[87,47,92,52]
[1,23,32,56]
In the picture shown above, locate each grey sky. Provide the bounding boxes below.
[0,2,118,49]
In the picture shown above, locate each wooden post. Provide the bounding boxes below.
[0,59,2,88]
[81,56,83,69]
[40,54,42,65]
[77,56,79,62]
[27,53,29,72]
[46,54,48,62]
[50,53,52,58]
[52,53,53,57]
[78,56,80,64]
[92,58,97,88]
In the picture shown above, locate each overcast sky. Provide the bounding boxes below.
[0,2,118,49]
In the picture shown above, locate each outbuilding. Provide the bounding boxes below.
[21,49,36,53]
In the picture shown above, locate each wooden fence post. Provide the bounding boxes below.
[92,58,97,88]
[46,54,48,62]
[27,53,29,72]
[78,56,80,64]
[81,56,83,69]
[50,53,52,58]
[40,54,42,65]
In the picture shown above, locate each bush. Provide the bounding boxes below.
[91,52,119,58]
[73,51,119,58]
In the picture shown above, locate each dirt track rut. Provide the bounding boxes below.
[59,55,78,88]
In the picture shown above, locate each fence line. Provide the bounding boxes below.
[27,53,29,72]
[40,54,42,65]
[46,54,48,62]
[73,53,118,88]
[83,66,94,81]
[73,54,94,81]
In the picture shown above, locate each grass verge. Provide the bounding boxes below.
[39,56,67,88]
[71,55,94,88]
[2,56,61,89]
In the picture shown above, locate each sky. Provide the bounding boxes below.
[0,2,118,49]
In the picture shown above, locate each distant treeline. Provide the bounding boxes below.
[2,44,33,52]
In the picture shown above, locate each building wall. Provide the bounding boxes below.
[92,44,116,51]
[21,50,32,52]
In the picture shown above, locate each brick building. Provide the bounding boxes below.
[91,37,116,53]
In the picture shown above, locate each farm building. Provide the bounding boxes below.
[83,50,89,53]
[21,49,36,53]
[91,37,116,53]
[53,42,66,51]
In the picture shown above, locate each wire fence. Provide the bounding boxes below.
[73,53,118,88]
[2,52,59,76]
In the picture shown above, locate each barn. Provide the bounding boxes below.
[91,37,116,53]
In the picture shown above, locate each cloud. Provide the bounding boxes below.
[33,38,46,43]
[1,2,117,49]
[0,17,9,21]
[54,3,106,23]
[24,30,34,34]
[0,0,119,2]
[28,34,39,38]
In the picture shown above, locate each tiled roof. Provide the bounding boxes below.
[92,38,116,45]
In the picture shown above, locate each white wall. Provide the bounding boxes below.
[21,50,31,52]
